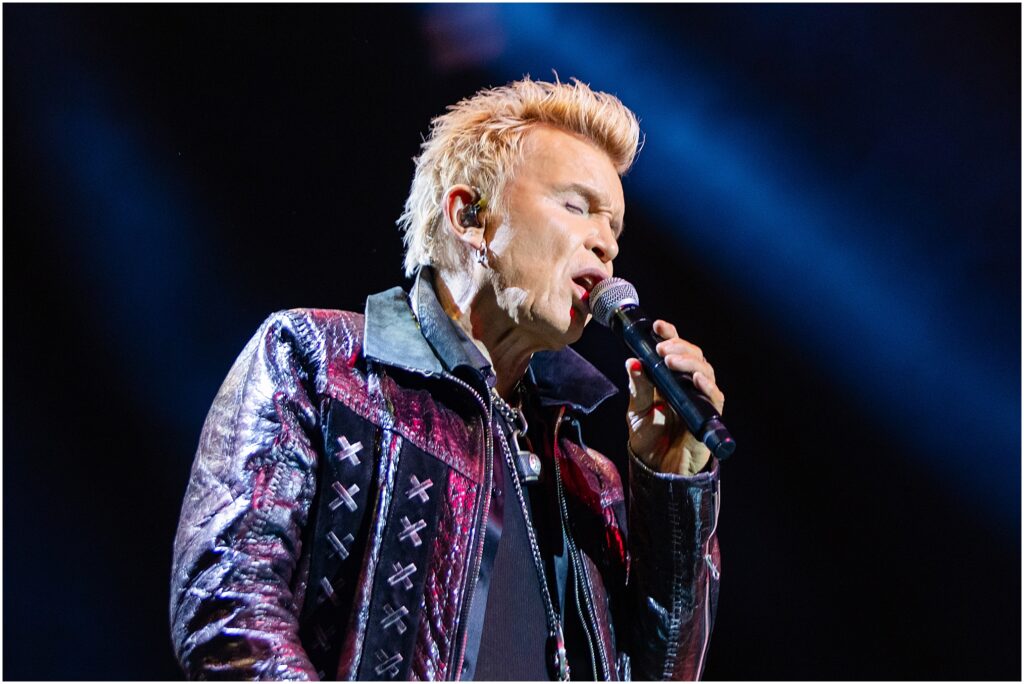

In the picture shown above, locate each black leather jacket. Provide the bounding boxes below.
[170,270,721,680]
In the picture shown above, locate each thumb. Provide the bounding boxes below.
[625,358,656,413]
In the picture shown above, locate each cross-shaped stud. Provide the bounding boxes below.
[336,435,363,466]
[329,481,360,512]
[312,623,336,651]
[406,475,433,503]
[398,516,426,547]
[387,561,416,590]
[326,530,355,559]
[374,650,403,678]
[381,603,409,634]
[319,576,341,606]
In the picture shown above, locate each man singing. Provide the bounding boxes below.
[170,77,724,681]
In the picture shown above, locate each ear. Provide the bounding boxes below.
[443,184,485,251]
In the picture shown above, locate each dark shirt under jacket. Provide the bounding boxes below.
[473,422,552,681]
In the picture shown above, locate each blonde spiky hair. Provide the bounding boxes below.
[398,76,642,277]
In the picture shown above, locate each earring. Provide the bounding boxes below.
[475,240,489,268]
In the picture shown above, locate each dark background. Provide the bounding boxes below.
[3,3,1020,680]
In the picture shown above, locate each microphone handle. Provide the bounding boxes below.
[611,306,736,460]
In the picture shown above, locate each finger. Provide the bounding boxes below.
[693,371,726,414]
[652,319,679,340]
[655,337,704,361]
[625,358,656,413]
[663,353,716,385]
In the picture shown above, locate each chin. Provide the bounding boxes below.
[563,327,585,346]
[562,307,588,343]
[529,308,583,350]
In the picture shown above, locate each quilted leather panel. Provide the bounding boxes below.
[411,469,478,680]
[378,373,485,484]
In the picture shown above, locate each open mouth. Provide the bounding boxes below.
[570,270,607,309]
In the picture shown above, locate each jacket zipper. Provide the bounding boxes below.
[695,480,721,680]
[442,371,494,682]
[552,409,611,680]
[576,543,612,679]
[565,414,614,679]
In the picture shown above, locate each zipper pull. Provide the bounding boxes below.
[549,622,571,681]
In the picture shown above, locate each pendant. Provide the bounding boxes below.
[513,431,542,483]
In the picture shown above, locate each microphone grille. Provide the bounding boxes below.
[589,277,640,327]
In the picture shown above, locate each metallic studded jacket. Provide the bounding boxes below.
[170,273,722,681]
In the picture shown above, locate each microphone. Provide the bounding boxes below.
[589,277,736,461]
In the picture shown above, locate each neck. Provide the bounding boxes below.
[433,268,538,399]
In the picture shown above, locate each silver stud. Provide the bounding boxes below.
[319,576,340,606]
[326,530,354,559]
[381,603,409,634]
[387,561,416,590]
[312,623,336,650]
[336,435,363,465]
[398,516,426,547]
[329,481,360,512]
[374,649,403,678]
[406,475,433,503]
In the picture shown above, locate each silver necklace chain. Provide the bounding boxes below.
[490,386,570,681]
[489,386,521,427]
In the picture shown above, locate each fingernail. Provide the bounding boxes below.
[630,359,643,374]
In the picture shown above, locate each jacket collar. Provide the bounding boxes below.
[363,268,618,415]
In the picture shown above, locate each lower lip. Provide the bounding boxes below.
[570,284,590,320]
[572,281,590,301]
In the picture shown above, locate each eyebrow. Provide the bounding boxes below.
[559,182,625,237]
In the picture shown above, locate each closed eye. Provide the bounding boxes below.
[565,202,585,215]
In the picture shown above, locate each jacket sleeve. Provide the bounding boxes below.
[170,311,324,680]
[626,451,721,681]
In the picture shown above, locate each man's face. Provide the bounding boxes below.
[484,125,625,347]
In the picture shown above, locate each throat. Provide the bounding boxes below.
[434,270,538,400]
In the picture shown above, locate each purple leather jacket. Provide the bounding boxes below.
[170,271,721,680]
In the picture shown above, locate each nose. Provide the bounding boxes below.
[585,220,619,264]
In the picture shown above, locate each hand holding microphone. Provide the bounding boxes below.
[590,278,735,474]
